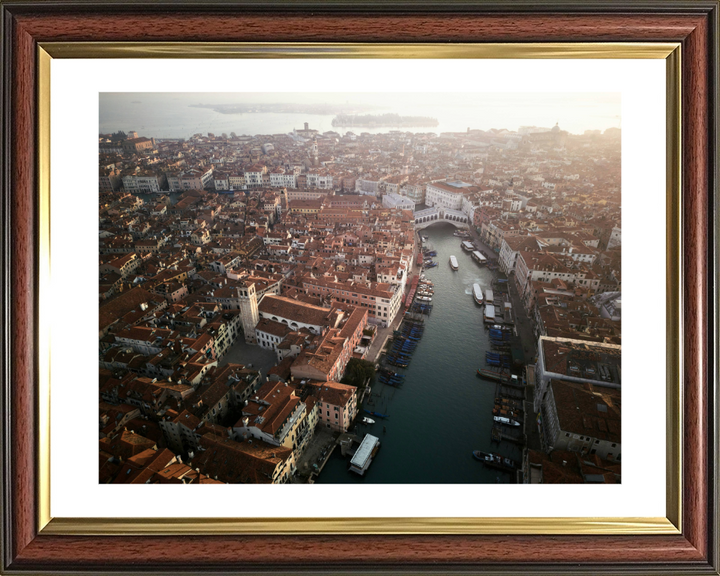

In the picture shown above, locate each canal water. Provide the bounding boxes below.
[317,222,523,484]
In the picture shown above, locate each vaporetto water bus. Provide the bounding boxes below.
[472,283,484,305]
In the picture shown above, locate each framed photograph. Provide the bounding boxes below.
[1,1,717,574]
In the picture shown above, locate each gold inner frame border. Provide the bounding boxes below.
[36,42,681,536]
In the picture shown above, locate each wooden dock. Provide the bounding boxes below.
[497,383,525,400]
[491,425,526,446]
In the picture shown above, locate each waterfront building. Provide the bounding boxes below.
[533,336,621,410]
[498,235,542,275]
[308,380,358,432]
[167,167,213,191]
[122,170,167,194]
[270,169,297,188]
[533,336,621,462]
[400,180,426,205]
[244,164,268,188]
[425,180,477,211]
[539,378,621,462]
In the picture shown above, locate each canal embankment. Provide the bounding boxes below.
[317,222,526,484]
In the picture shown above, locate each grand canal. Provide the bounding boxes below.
[317,222,523,484]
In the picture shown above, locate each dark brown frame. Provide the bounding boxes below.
[1,1,718,573]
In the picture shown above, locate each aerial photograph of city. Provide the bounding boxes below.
[99,92,621,485]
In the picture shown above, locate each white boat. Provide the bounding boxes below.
[473,283,484,305]
[485,289,494,303]
[416,295,432,303]
[461,240,474,252]
[494,415,521,427]
[484,304,496,323]
[449,255,459,270]
[472,250,487,265]
[362,417,375,425]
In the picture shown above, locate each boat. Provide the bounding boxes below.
[364,410,390,419]
[472,450,517,472]
[477,367,513,382]
[484,304,496,323]
[493,415,521,427]
[379,368,405,379]
[485,289,494,303]
[362,417,376,425]
[416,296,432,302]
[422,235,428,242]
[471,250,487,265]
[495,397,522,410]
[461,240,475,252]
[472,283,484,305]
[493,406,520,418]
[449,255,459,270]
[424,262,438,268]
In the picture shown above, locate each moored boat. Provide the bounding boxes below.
[364,409,390,419]
[461,240,474,252]
[471,250,487,266]
[449,255,459,270]
[477,366,513,382]
[484,304,496,323]
[472,450,517,472]
[362,417,375,425]
[493,415,521,427]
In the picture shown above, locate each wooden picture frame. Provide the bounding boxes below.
[1,1,717,573]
